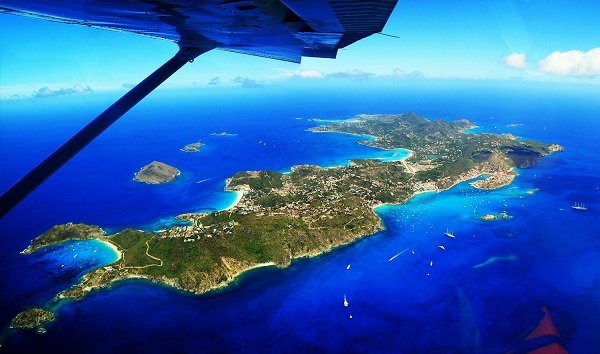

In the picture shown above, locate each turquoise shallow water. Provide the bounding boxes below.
[1,82,599,352]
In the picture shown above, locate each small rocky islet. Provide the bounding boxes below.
[133,161,179,184]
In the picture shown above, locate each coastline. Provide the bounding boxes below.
[310,129,377,141]
[13,167,517,325]
[40,166,520,302]
[460,125,480,134]
[224,190,244,211]
[25,161,538,304]
[400,150,414,161]
[97,239,123,261]
[211,262,276,292]
[15,113,564,324]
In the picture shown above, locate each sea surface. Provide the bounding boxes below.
[1,81,599,352]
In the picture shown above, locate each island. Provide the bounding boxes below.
[210,132,238,137]
[14,113,563,325]
[10,308,55,331]
[479,212,511,221]
[133,161,179,184]
[181,141,204,153]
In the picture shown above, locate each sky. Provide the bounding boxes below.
[1,0,600,99]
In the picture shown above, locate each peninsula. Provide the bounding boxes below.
[15,113,562,326]
[133,161,179,184]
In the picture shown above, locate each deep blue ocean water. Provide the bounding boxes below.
[1,81,599,352]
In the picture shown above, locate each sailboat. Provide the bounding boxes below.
[444,228,456,238]
[572,202,588,211]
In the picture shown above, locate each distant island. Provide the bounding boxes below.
[181,141,204,153]
[210,132,238,137]
[480,212,512,221]
[14,113,563,328]
[133,161,179,184]
[10,308,55,331]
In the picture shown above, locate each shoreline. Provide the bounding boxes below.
[212,262,276,292]
[224,190,243,211]
[11,111,566,335]
[96,239,123,261]
[18,169,518,318]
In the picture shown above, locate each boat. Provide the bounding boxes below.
[444,228,456,238]
[411,249,415,255]
[439,245,445,250]
[572,202,588,210]
[343,294,349,307]
[346,264,351,270]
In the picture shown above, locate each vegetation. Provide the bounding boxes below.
[313,113,560,190]
[18,112,561,308]
[10,308,55,329]
[181,141,204,152]
[133,161,179,184]
[23,223,105,254]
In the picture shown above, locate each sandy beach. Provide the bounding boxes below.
[225,190,244,211]
[98,239,123,261]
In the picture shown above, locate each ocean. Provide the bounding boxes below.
[1,80,599,352]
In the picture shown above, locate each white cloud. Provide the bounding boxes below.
[392,68,405,77]
[389,69,424,80]
[405,71,424,79]
[294,70,324,79]
[33,84,93,98]
[327,69,374,80]
[502,53,528,69]
[274,69,325,79]
[232,76,263,88]
[538,48,600,77]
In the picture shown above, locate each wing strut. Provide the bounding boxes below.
[0,46,213,219]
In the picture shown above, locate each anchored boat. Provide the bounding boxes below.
[444,228,456,238]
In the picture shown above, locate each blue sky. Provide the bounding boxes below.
[1,0,599,99]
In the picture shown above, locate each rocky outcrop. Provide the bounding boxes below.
[134,161,179,184]
[181,141,204,152]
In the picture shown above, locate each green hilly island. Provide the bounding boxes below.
[14,113,562,329]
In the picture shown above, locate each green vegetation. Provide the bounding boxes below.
[10,308,55,329]
[18,112,561,309]
[313,113,560,190]
[23,223,105,254]
[134,161,179,184]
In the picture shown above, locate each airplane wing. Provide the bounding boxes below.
[0,0,398,63]
[0,0,398,218]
